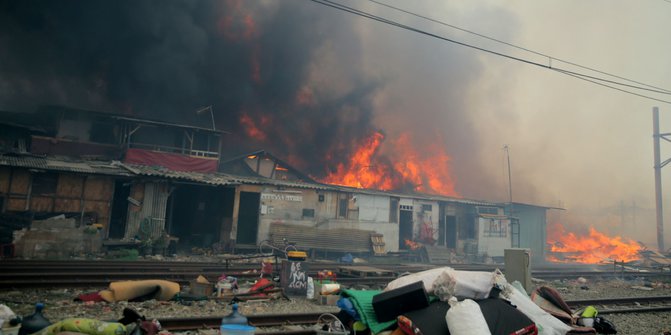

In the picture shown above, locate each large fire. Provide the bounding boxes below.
[239,113,269,141]
[320,131,458,196]
[547,223,642,264]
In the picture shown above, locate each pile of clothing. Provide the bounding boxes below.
[331,267,616,335]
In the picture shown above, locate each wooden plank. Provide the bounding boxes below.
[7,198,27,211]
[54,197,81,212]
[56,174,84,198]
[0,166,10,193]
[84,200,110,225]
[84,177,114,201]
[371,233,386,255]
[30,196,54,212]
[9,170,30,194]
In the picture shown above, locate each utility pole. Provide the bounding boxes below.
[653,107,669,252]
[504,145,518,247]
[504,145,513,205]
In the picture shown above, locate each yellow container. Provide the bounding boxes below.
[287,251,307,261]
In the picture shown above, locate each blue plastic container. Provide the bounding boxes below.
[220,324,256,335]
[221,304,248,325]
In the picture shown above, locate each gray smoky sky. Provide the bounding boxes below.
[1,0,670,246]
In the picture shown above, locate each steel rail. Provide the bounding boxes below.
[158,313,325,335]
[2,259,671,289]
[566,295,671,306]
[160,312,324,329]
[0,276,397,289]
[566,295,671,314]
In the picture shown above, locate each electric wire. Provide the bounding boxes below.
[309,0,671,104]
[320,0,671,97]
[368,0,671,94]
[552,68,671,104]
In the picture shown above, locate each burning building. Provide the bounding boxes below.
[0,106,560,263]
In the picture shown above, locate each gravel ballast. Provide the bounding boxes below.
[2,276,671,335]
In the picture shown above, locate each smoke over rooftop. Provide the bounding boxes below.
[0,0,514,199]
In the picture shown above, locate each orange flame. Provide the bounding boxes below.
[239,114,267,141]
[393,133,456,195]
[320,131,458,196]
[321,132,394,190]
[547,223,641,264]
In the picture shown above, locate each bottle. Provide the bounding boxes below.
[221,304,248,325]
[19,303,51,335]
[220,304,255,335]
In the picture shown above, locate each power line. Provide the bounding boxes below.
[349,0,671,96]
[368,0,671,94]
[309,0,671,104]
[551,68,671,95]
[552,68,671,104]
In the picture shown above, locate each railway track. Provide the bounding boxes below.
[566,296,671,314]
[154,296,671,333]
[159,312,324,335]
[2,259,670,334]
[1,259,669,288]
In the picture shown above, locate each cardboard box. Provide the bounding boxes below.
[190,281,213,297]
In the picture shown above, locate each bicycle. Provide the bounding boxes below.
[258,237,298,256]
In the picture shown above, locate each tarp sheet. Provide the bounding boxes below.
[124,148,217,173]
[341,289,395,334]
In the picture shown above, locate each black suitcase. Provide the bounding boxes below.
[372,281,430,322]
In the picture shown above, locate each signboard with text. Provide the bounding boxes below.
[280,260,309,296]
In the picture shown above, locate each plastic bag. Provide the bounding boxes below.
[0,304,16,327]
[321,283,341,295]
[445,297,491,335]
[433,269,497,301]
[503,282,571,335]
[385,267,452,293]
[336,297,360,320]
[306,277,315,299]
[593,317,617,334]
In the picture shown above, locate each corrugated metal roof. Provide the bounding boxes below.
[0,153,500,207]
[0,154,133,176]
[125,164,333,190]
[506,202,565,210]
[326,184,499,207]
[126,164,498,206]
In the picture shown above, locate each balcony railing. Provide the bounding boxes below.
[127,143,219,158]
